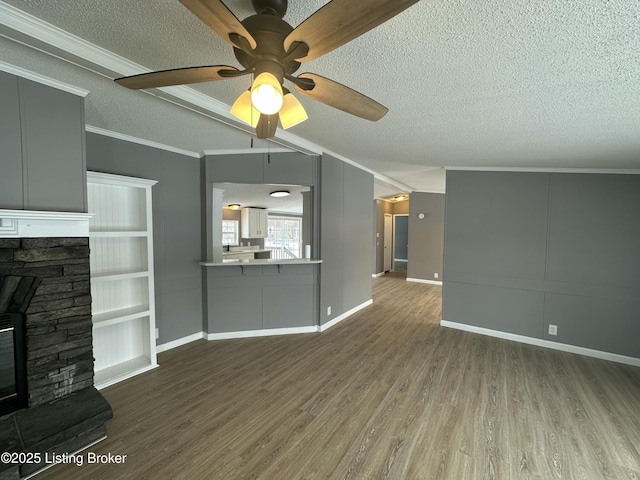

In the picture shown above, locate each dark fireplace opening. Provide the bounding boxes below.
[0,313,27,416]
[0,274,37,418]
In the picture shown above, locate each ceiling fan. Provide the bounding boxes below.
[115,0,419,139]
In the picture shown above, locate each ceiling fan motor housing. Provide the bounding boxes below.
[234,13,301,82]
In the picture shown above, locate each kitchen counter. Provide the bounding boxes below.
[200,258,322,267]
[223,248,272,256]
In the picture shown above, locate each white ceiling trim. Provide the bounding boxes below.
[446,166,640,175]
[0,1,411,194]
[0,2,172,79]
[412,189,446,195]
[0,60,89,96]
[86,125,201,158]
[322,150,413,193]
[0,2,320,152]
[203,148,296,155]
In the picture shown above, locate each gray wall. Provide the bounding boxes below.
[86,132,203,345]
[0,71,86,212]
[443,170,640,358]
[407,193,445,281]
[202,152,319,333]
[320,155,373,325]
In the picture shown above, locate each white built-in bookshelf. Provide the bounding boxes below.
[87,172,158,389]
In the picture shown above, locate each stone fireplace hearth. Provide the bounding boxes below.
[0,211,112,480]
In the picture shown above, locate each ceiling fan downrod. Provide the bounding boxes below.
[251,0,287,18]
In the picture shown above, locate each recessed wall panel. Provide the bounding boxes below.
[544,293,640,358]
[0,71,23,209]
[547,174,640,287]
[445,171,549,280]
[443,282,544,338]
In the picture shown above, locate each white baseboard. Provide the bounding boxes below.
[372,272,385,278]
[155,302,374,350]
[157,332,205,353]
[406,277,443,285]
[320,299,373,332]
[206,326,318,341]
[440,320,640,368]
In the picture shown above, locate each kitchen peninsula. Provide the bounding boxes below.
[202,151,321,339]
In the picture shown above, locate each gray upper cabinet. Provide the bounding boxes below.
[0,72,86,212]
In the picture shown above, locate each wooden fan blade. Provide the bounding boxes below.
[115,66,241,89]
[256,114,278,139]
[284,0,419,62]
[179,0,257,50]
[294,73,388,121]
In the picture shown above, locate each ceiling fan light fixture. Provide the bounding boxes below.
[230,90,260,127]
[251,72,284,115]
[279,91,308,129]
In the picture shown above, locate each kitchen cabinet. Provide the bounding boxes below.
[241,207,268,238]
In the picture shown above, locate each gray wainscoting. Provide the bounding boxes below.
[443,170,640,359]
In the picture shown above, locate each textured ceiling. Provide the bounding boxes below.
[1,0,639,194]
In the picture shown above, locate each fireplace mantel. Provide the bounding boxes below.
[0,209,94,238]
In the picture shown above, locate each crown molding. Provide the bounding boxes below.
[86,126,201,158]
[203,148,295,155]
[0,1,411,191]
[445,166,640,175]
[412,189,446,195]
[0,60,89,96]
[0,2,151,79]
[324,149,414,193]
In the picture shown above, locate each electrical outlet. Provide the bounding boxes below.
[548,324,558,336]
[327,306,332,316]
[155,328,159,339]
[434,273,439,279]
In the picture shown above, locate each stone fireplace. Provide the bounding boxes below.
[0,210,112,480]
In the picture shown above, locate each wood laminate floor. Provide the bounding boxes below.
[38,273,640,479]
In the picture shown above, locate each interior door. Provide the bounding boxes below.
[383,213,392,272]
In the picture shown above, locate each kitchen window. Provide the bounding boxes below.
[222,220,239,246]
[266,216,302,259]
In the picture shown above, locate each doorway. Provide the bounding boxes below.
[383,214,392,272]
[393,214,408,273]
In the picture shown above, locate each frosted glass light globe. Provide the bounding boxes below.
[251,83,283,115]
[250,72,284,115]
